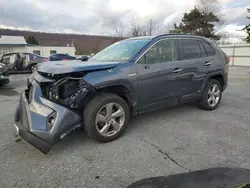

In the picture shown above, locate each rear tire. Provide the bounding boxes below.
[29,64,37,72]
[197,79,222,111]
[84,93,130,142]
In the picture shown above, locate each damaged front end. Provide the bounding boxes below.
[14,71,95,154]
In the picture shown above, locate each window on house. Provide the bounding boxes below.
[33,50,41,55]
[50,50,57,55]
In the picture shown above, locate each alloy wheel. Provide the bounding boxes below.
[207,84,220,107]
[95,102,125,137]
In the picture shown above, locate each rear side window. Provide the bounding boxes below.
[179,39,201,60]
[198,41,206,57]
[202,41,216,56]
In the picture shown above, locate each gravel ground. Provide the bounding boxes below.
[0,67,250,188]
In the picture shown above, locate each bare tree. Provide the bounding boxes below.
[129,19,143,37]
[164,22,176,34]
[197,0,225,33]
[111,20,125,38]
[146,19,154,36]
[198,0,220,14]
[128,19,158,36]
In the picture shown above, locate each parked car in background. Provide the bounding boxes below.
[49,53,76,61]
[0,63,10,86]
[0,52,48,72]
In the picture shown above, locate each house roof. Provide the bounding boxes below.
[0,35,27,45]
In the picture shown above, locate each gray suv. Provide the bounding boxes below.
[14,34,229,153]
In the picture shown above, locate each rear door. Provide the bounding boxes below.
[176,38,208,99]
[199,40,222,72]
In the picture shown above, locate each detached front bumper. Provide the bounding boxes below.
[0,71,10,85]
[14,79,82,154]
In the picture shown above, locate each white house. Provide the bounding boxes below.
[0,35,76,57]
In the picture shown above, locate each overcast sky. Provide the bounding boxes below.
[0,0,249,37]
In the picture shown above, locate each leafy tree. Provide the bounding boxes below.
[26,36,39,45]
[243,8,250,43]
[169,7,221,40]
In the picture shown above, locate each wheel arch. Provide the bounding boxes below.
[79,82,138,114]
[202,72,225,92]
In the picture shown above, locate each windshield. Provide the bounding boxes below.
[89,39,150,62]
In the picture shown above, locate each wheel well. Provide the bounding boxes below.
[78,85,133,112]
[96,85,133,108]
[209,75,224,88]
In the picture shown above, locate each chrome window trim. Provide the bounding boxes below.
[135,37,207,63]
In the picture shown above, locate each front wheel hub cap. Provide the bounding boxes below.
[95,102,125,137]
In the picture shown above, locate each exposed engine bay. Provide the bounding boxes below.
[37,71,95,109]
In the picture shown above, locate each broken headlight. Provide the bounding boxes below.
[49,78,92,109]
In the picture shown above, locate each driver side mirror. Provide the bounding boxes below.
[81,56,89,61]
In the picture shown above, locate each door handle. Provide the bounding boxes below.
[144,65,150,69]
[172,68,183,73]
[205,62,211,66]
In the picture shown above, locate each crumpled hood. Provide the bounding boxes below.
[37,60,121,74]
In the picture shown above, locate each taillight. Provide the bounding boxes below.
[222,51,230,64]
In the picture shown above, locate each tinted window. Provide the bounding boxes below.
[179,39,201,60]
[198,41,206,57]
[57,54,65,58]
[141,39,177,64]
[63,54,71,58]
[202,41,215,56]
[29,53,42,60]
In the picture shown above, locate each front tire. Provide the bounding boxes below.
[84,93,130,142]
[197,79,222,111]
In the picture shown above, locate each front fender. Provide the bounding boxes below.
[83,63,138,111]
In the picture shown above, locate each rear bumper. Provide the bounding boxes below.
[14,78,82,154]
[223,72,228,91]
[223,81,228,91]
